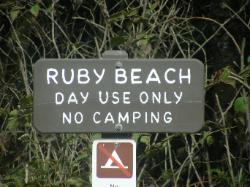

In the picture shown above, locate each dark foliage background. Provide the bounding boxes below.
[0,0,249,186]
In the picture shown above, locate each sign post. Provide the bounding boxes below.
[101,50,131,138]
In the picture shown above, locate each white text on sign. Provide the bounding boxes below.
[47,68,191,85]
[46,67,191,126]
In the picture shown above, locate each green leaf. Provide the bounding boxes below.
[67,177,83,187]
[30,4,40,17]
[20,95,32,108]
[206,135,214,146]
[234,96,249,113]
[9,109,18,117]
[161,170,174,180]
[111,36,126,48]
[0,107,6,116]
[7,110,18,131]
[139,135,150,144]
[217,66,236,87]
[219,66,231,81]
[247,56,250,64]
[132,133,140,142]
[149,2,158,11]
[90,133,102,141]
[137,38,148,47]
[109,10,126,22]
[109,8,138,22]
[10,9,20,21]
[126,8,138,17]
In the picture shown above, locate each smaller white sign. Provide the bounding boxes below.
[92,139,136,187]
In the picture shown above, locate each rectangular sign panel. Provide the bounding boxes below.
[33,59,204,132]
[92,139,136,187]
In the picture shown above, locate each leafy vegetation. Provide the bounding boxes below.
[0,0,249,186]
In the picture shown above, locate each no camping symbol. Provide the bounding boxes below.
[97,142,133,178]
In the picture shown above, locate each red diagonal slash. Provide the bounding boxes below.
[98,144,131,178]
